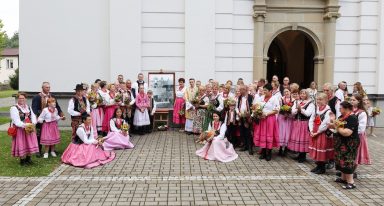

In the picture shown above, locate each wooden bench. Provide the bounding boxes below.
[153,109,170,130]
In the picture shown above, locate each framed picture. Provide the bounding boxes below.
[148,72,175,110]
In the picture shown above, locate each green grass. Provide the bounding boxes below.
[0,90,17,98]
[0,116,10,125]
[0,131,71,177]
[0,106,10,112]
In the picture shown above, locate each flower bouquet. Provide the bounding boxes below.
[121,123,130,132]
[223,99,230,109]
[124,95,131,107]
[334,119,347,129]
[372,107,381,117]
[251,103,263,124]
[207,103,216,112]
[96,136,104,148]
[87,91,97,105]
[279,105,292,117]
[114,93,122,103]
[178,109,185,116]
[196,130,215,144]
[24,123,36,134]
[191,96,200,108]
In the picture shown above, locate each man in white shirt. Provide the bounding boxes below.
[68,84,91,138]
[335,81,346,102]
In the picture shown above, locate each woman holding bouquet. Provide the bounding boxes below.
[133,85,151,135]
[288,89,315,163]
[308,93,333,174]
[192,86,209,134]
[196,111,238,162]
[102,108,134,150]
[10,93,39,165]
[62,114,115,168]
[253,84,280,161]
[173,78,186,130]
[277,88,294,156]
[330,101,359,189]
[100,83,120,134]
[90,83,103,138]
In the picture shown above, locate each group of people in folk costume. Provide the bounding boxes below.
[8,73,376,188]
[173,76,375,190]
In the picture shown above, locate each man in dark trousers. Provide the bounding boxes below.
[236,85,254,155]
[32,82,65,157]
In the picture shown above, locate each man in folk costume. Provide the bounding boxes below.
[236,85,254,155]
[132,73,148,97]
[32,82,65,157]
[115,74,125,92]
[225,99,239,148]
[184,78,198,135]
[68,84,90,138]
[126,79,137,134]
[323,82,341,170]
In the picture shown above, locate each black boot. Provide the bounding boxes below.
[314,163,326,174]
[278,147,283,156]
[20,158,26,166]
[298,153,306,163]
[311,162,321,173]
[283,147,288,156]
[25,156,33,165]
[265,149,272,161]
[259,149,266,160]
[248,146,254,155]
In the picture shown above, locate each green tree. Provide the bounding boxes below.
[6,32,18,48]
[0,19,7,55]
[9,68,19,90]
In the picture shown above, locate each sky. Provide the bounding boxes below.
[0,0,19,36]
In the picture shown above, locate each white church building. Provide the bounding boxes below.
[19,0,384,125]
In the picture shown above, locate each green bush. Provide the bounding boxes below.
[9,68,18,90]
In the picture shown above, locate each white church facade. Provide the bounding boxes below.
[19,0,384,125]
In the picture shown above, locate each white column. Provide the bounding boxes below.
[110,0,141,82]
[184,0,215,82]
[377,0,384,94]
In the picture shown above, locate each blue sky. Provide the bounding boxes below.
[0,0,19,36]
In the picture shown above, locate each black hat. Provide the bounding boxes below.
[74,84,84,91]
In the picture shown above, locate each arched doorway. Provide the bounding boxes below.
[267,31,315,88]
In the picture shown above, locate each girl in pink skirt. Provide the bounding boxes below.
[196,111,238,163]
[90,83,104,138]
[173,78,186,127]
[10,93,39,165]
[100,82,120,134]
[277,88,294,156]
[253,84,280,161]
[38,98,65,158]
[350,94,371,167]
[288,89,315,163]
[308,93,333,174]
[102,107,134,151]
[62,114,115,168]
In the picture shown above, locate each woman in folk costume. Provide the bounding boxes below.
[184,78,198,135]
[277,88,294,156]
[288,89,315,163]
[89,83,104,138]
[133,85,151,135]
[192,85,209,134]
[102,107,134,151]
[173,78,186,130]
[308,81,318,103]
[271,80,282,100]
[100,82,121,134]
[62,114,115,168]
[10,93,39,165]
[120,85,135,130]
[203,84,213,131]
[196,111,238,162]
[350,94,371,167]
[308,93,334,174]
[253,84,280,161]
[38,98,65,158]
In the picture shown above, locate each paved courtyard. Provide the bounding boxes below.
[1,129,384,206]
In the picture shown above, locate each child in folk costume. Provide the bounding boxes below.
[288,89,315,163]
[10,93,39,165]
[364,98,376,137]
[102,107,134,151]
[89,83,104,138]
[62,114,115,168]
[350,94,371,167]
[38,98,65,158]
[224,99,240,148]
[253,84,280,161]
[147,90,157,133]
[100,83,121,134]
[277,88,294,156]
[133,85,151,135]
[196,111,238,163]
[308,93,333,174]
[192,86,209,134]
[173,78,186,129]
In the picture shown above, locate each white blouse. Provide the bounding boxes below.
[10,104,37,128]
[175,87,186,98]
[207,121,227,140]
[76,124,97,145]
[309,105,331,133]
[292,100,315,118]
[109,118,127,132]
[252,94,265,104]
[38,107,61,123]
[98,90,116,106]
[354,110,368,134]
[67,97,91,117]
[260,96,280,114]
